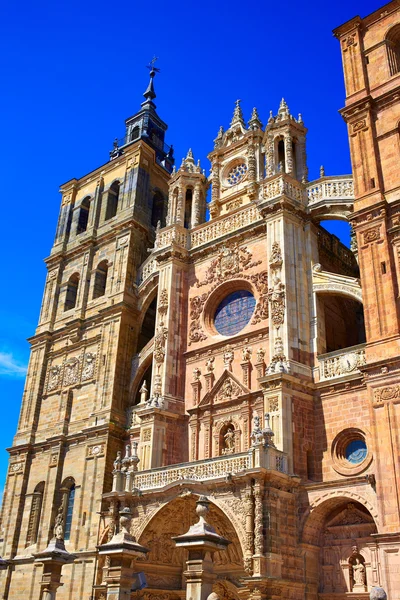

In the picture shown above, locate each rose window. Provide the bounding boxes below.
[345,440,367,464]
[214,290,256,336]
[227,163,247,185]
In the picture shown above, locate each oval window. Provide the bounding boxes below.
[214,290,256,336]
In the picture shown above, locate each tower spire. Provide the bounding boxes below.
[141,56,160,108]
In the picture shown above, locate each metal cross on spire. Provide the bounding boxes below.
[146,56,160,73]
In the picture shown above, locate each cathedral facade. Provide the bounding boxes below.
[1,2,400,599]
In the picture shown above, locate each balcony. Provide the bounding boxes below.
[306,175,354,220]
[317,344,366,382]
[109,446,289,495]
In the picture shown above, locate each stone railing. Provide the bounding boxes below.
[190,205,261,249]
[307,176,354,206]
[111,444,289,494]
[137,256,158,285]
[155,225,189,250]
[261,174,305,204]
[318,344,366,381]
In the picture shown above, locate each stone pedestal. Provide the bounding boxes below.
[98,508,148,600]
[173,496,230,600]
[34,538,76,600]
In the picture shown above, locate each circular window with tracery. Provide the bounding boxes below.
[227,163,248,185]
[214,290,256,336]
[331,428,371,476]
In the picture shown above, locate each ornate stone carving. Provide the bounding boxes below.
[193,367,201,382]
[47,365,61,392]
[321,347,366,379]
[158,289,168,317]
[188,293,208,345]
[197,242,261,287]
[363,226,380,244]
[223,346,234,371]
[205,355,215,372]
[154,324,168,363]
[222,427,235,455]
[53,505,64,540]
[215,375,242,402]
[374,384,400,403]
[352,119,367,133]
[256,348,265,363]
[269,242,283,270]
[63,357,79,387]
[81,352,96,382]
[268,277,285,326]
[269,397,279,412]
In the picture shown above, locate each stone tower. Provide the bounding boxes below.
[1,7,400,598]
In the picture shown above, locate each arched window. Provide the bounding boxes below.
[137,297,157,352]
[64,483,75,541]
[26,482,44,546]
[64,273,80,311]
[92,260,108,299]
[105,181,120,221]
[387,24,400,76]
[184,188,193,229]
[130,126,140,142]
[76,196,90,234]
[151,191,164,228]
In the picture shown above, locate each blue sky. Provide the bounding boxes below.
[0,0,381,488]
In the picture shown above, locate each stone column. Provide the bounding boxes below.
[173,497,230,600]
[34,533,76,600]
[98,508,148,600]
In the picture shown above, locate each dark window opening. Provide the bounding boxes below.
[76,196,90,235]
[92,260,108,299]
[318,294,366,354]
[130,126,140,142]
[387,25,400,76]
[184,189,193,229]
[26,482,44,546]
[137,298,157,352]
[64,273,80,311]
[278,139,286,172]
[105,181,120,221]
[151,191,164,228]
[381,261,387,274]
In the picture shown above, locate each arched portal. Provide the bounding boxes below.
[316,292,365,354]
[301,496,377,596]
[135,495,245,591]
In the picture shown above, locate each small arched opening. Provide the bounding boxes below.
[92,260,108,299]
[105,181,120,221]
[64,273,80,311]
[137,297,157,353]
[133,361,152,406]
[184,188,193,229]
[387,24,400,76]
[76,196,90,234]
[220,422,236,455]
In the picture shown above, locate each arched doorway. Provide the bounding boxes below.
[135,495,245,591]
[301,496,378,596]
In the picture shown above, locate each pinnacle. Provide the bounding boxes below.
[230,99,246,128]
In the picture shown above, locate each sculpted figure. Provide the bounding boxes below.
[242,346,252,361]
[224,428,235,451]
[205,355,215,373]
[53,505,64,540]
[353,558,366,586]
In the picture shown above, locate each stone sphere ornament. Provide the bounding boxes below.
[370,588,387,600]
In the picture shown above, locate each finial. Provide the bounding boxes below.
[230,99,246,128]
[268,110,275,124]
[142,57,160,106]
[186,148,194,162]
[298,113,303,123]
[320,165,325,178]
[214,126,224,149]
[248,107,263,130]
[278,98,290,121]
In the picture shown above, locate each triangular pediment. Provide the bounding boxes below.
[326,503,375,528]
[198,370,250,407]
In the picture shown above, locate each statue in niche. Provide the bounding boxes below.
[222,426,235,454]
[353,559,366,586]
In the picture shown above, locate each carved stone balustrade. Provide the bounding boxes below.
[318,344,366,382]
[306,175,354,220]
[154,224,189,250]
[111,445,288,494]
[190,205,262,249]
[261,174,306,205]
[137,256,158,286]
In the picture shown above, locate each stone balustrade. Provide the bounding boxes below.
[318,344,366,381]
[306,176,354,206]
[155,225,189,250]
[190,205,261,249]
[111,445,288,493]
[137,256,158,285]
[261,174,305,204]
